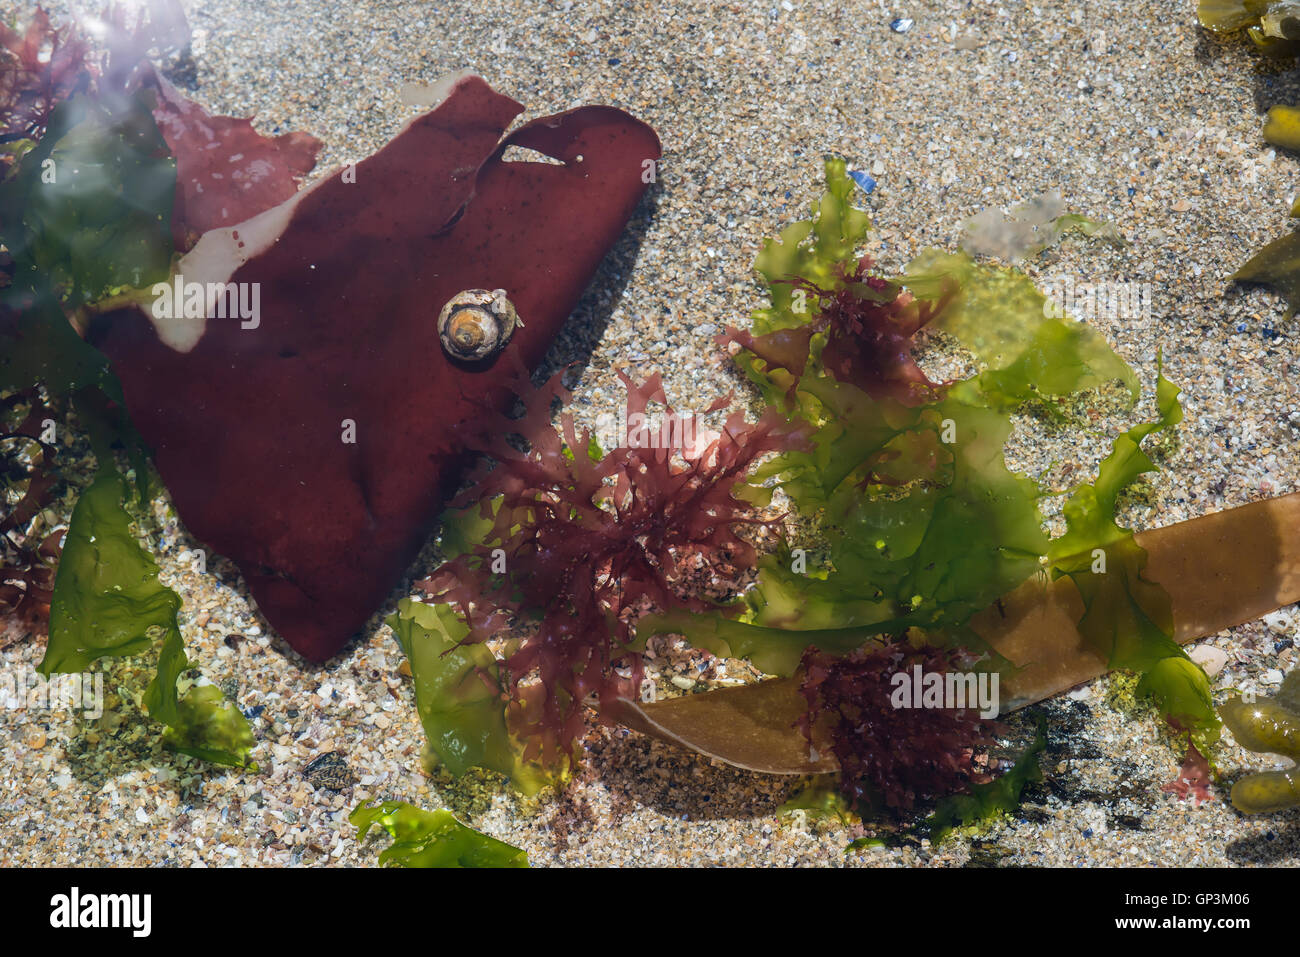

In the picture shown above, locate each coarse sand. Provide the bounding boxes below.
[4,0,1300,866]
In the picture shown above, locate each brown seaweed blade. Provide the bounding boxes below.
[1232,229,1300,317]
[93,73,660,661]
[618,492,1300,773]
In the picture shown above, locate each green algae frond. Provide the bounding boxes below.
[1048,363,1219,748]
[1220,670,1300,813]
[38,469,256,767]
[350,800,528,868]
[648,160,1200,727]
[386,597,558,796]
[636,159,1212,815]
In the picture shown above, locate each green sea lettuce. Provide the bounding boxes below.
[731,158,874,413]
[350,800,528,868]
[1048,366,1219,747]
[642,158,1207,785]
[37,469,255,767]
[647,170,1147,661]
[0,90,170,497]
[387,597,555,795]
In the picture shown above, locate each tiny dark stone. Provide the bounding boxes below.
[1276,638,1294,653]
[286,708,299,719]
[223,634,244,648]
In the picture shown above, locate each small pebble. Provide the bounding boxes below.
[890,17,913,33]
[1264,611,1291,635]
[1188,645,1228,678]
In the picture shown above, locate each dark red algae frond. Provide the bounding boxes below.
[718,254,955,408]
[798,643,998,813]
[421,370,810,767]
[0,7,91,143]
[0,392,63,646]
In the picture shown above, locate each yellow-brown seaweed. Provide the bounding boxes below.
[1221,670,1300,813]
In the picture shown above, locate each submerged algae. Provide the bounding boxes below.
[653,159,1203,741]
[350,800,528,868]
[39,468,255,767]
[1220,670,1300,813]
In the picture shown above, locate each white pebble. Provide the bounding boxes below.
[1188,645,1228,678]
[1264,611,1291,635]
[1263,669,1284,685]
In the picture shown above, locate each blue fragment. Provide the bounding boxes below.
[784,190,792,199]
[608,57,621,66]
[890,17,913,32]
[1236,322,1248,333]
[1126,187,1136,197]
[849,169,877,194]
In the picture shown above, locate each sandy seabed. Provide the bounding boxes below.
[4,0,1300,866]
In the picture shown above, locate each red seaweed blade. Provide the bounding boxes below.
[93,74,661,661]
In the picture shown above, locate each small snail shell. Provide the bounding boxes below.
[438,288,521,362]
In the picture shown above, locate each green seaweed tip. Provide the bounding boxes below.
[350,800,528,868]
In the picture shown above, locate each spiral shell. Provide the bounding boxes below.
[437,288,521,362]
